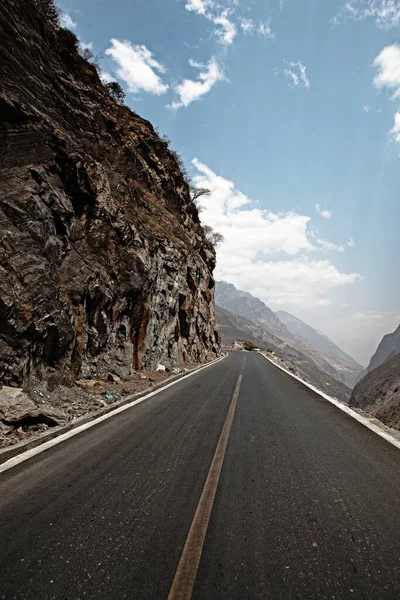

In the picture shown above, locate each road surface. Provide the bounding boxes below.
[1,351,400,599]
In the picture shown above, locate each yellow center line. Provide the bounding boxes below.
[168,373,243,600]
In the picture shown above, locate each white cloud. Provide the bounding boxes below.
[258,21,274,38]
[362,104,382,113]
[283,60,310,88]
[80,41,93,51]
[240,18,255,33]
[100,71,115,84]
[185,0,236,45]
[212,9,237,45]
[340,0,400,28]
[372,44,400,140]
[169,57,225,109]
[239,18,274,38]
[330,15,341,27]
[349,310,400,323]
[390,111,400,141]
[185,0,275,45]
[310,233,355,253]
[315,203,333,219]
[185,0,214,15]
[373,43,400,98]
[105,39,168,95]
[60,12,77,30]
[311,234,345,253]
[191,158,361,308]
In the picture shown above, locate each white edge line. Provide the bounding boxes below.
[259,351,400,451]
[0,355,227,475]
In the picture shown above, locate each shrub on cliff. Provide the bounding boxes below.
[33,0,59,26]
[203,225,224,247]
[57,27,79,53]
[105,82,126,103]
[190,187,210,213]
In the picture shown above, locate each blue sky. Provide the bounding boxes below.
[58,0,400,365]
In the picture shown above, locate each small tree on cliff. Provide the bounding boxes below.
[190,187,211,214]
[190,187,211,202]
[203,225,224,247]
[105,82,126,103]
[57,27,79,52]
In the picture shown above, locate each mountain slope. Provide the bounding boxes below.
[350,350,400,430]
[216,281,357,387]
[367,325,400,374]
[355,325,400,384]
[0,0,219,389]
[216,305,351,401]
[276,310,362,387]
[215,281,289,337]
[216,305,283,350]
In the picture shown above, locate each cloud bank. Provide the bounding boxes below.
[191,159,361,308]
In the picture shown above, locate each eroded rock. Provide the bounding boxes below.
[0,387,38,423]
[0,0,220,392]
[0,386,67,427]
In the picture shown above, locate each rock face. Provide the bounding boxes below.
[276,310,362,387]
[357,325,400,383]
[0,387,38,423]
[350,350,400,430]
[217,305,282,350]
[0,0,219,389]
[0,386,67,426]
[216,281,290,337]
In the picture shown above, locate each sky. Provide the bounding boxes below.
[58,0,400,366]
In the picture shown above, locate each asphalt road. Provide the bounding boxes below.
[1,351,400,599]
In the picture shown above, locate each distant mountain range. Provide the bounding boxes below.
[215,281,289,338]
[215,305,351,401]
[215,281,362,388]
[215,281,400,432]
[276,310,362,387]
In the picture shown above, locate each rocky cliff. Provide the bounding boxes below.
[350,350,400,430]
[362,325,400,378]
[216,281,289,337]
[0,0,220,390]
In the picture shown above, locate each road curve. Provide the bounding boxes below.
[1,351,400,599]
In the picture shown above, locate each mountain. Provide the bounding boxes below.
[216,305,284,350]
[276,310,363,387]
[354,325,400,385]
[215,281,289,337]
[350,350,400,430]
[0,0,219,390]
[216,305,351,402]
[216,281,358,388]
[366,325,400,374]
